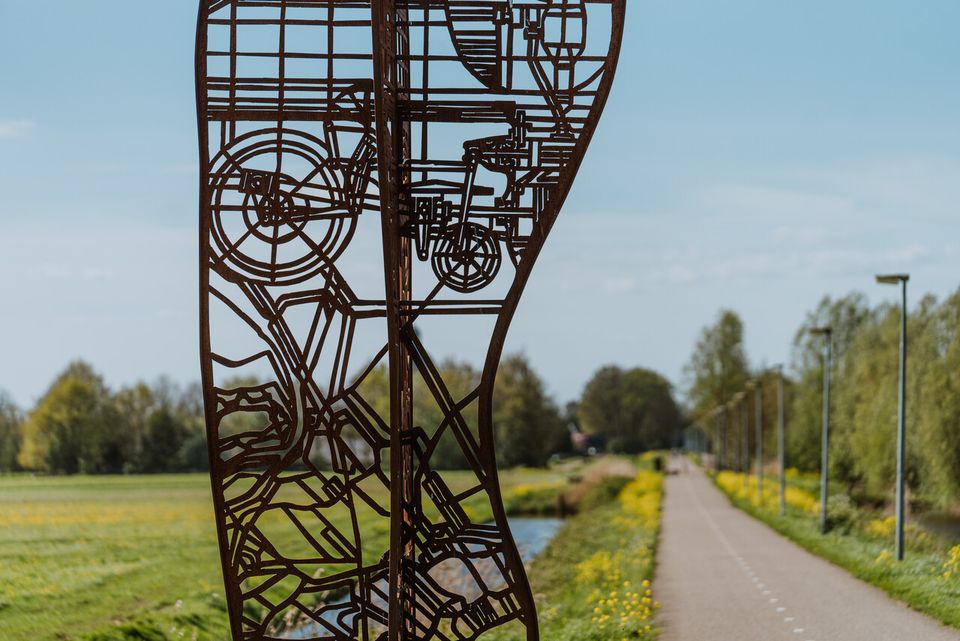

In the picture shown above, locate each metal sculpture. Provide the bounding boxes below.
[195,2,624,640]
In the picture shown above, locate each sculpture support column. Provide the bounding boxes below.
[371,3,415,639]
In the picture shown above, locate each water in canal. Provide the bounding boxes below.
[918,513,960,544]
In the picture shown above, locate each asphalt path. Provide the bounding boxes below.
[655,456,960,641]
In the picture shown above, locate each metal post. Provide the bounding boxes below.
[876,274,910,560]
[777,365,786,516]
[741,395,749,488]
[895,278,908,560]
[717,411,724,471]
[372,3,416,638]
[756,380,763,505]
[723,405,730,472]
[818,330,832,535]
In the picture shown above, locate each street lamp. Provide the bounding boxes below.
[755,378,764,505]
[810,326,832,534]
[716,408,725,471]
[775,364,786,516]
[715,400,727,472]
[876,273,909,561]
[739,386,750,490]
[724,399,735,474]
[720,405,728,471]
[706,407,720,470]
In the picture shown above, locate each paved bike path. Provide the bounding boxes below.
[655,457,960,641]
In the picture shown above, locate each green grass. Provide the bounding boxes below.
[712,470,960,631]
[0,468,567,641]
[486,463,665,641]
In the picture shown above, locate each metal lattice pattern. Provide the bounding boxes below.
[196,2,624,640]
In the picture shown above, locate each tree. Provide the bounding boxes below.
[577,366,622,441]
[683,310,751,420]
[140,408,192,473]
[833,304,902,496]
[18,361,117,474]
[415,359,482,470]
[111,382,156,472]
[178,430,211,472]
[0,392,22,473]
[579,365,682,454]
[492,354,566,467]
[171,381,209,472]
[107,378,206,473]
[357,355,565,469]
[912,289,960,507]
[786,293,873,475]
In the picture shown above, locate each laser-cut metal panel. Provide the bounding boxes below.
[196,2,624,640]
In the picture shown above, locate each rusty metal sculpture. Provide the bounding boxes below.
[196,2,624,640]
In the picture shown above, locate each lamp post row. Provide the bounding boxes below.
[697,272,909,558]
[701,371,779,506]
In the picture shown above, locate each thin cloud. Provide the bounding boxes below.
[696,184,859,224]
[31,262,112,283]
[0,119,36,139]
[603,276,639,292]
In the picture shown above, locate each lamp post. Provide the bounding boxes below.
[776,365,786,516]
[714,405,730,471]
[738,391,749,488]
[724,403,732,471]
[755,378,763,505]
[717,405,730,470]
[708,408,719,470]
[810,326,832,534]
[717,406,726,471]
[876,273,909,561]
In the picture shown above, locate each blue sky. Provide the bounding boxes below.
[2,1,959,407]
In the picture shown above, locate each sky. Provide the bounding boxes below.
[1,1,959,408]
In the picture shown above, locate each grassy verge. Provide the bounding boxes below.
[0,468,569,641]
[486,460,665,641]
[712,469,960,630]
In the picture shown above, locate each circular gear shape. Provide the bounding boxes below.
[208,129,358,286]
[432,223,502,293]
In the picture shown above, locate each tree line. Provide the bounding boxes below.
[0,355,684,475]
[685,287,960,510]
[0,362,209,475]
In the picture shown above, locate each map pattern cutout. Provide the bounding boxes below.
[196,2,625,640]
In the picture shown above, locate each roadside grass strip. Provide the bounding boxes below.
[712,469,960,631]
[487,467,665,641]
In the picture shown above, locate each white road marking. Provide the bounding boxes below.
[681,474,817,641]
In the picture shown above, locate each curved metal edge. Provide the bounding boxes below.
[194,4,245,640]
[475,4,628,640]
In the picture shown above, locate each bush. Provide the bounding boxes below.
[825,494,858,534]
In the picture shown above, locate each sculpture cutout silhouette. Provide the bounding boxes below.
[196,2,625,640]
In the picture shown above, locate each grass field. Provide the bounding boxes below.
[712,469,960,631]
[0,468,568,641]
